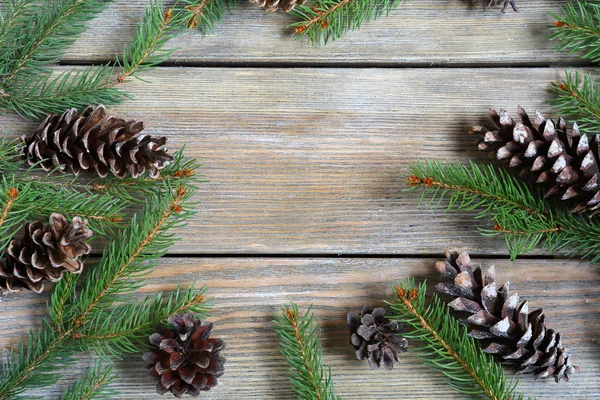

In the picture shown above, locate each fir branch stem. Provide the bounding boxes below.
[394,286,500,400]
[286,307,323,400]
[296,0,353,34]
[73,185,187,328]
[0,187,19,233]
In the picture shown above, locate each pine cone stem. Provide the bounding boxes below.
[395,288,501,400]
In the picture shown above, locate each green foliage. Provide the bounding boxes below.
[408,159,600,261]
[550,69,600,135]
[386,280,527,400]
[551,1,600,64]
[274,302,341,400]
[291,0,403,45]
[58,361,117,400]
[0,0,181,121]
[177,0,234,36]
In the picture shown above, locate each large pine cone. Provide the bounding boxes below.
[472,107,600,215]
[435,251,579,382]
[22,105,173,179]
[347,306,408,370]
[0,213,92,294]
[144,313,226,397]
[249,0,305,12]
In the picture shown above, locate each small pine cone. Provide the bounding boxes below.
[472,107,600,215]
[22,105,173,179]
[144,313,226,397]
[435,251,579,382]
[249,0,306,12]
[479,0,517,13]
[0,213,92,294]
[347,306,408,370]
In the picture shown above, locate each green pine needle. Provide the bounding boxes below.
[58,361,118,400]
[291,0,403,45]
[550,69,600,136]
[177,0,234,36]
[274,303,341,400]
[408,159,600,261]
[386,280,528,400]
[551,1,600,64]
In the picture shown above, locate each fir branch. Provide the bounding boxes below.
[274,302,341,400]
[0,137,23,175]
[550,69,600,135]
[386,280,527,400]
[291,0,403,45]
[70,183,194,328]
[177,0,234,34]
[408,159,600,261]
[73,285,209,358]
[551,1,600,64]
[0,0,112,86]
[113,1,179,85]
[58,361,117,400]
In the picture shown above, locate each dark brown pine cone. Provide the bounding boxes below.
[144,313,226,397]
[249,0,306,12]
[435,251,579,382]
[481,0,518,13]
[0,213,92,294]
[472,107,600,215]
[347,306,408,370]
[22,105,173,179]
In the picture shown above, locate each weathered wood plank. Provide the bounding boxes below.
[63,0,576,65]
[1,67,577,255]
[1,257,598,398]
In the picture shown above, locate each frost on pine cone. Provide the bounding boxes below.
[347,306,408,370]
[435,251,579,382]
[0,213,92,294]
[22,105,173,179]
[249,0,305,12]
[473,107,600,215]
[144,313,226,397]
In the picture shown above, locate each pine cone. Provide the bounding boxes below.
[22,105,173,179]
[347,306,408,370]
[0,213,92,294]
[435,251,579,382]
[480,0,517,13]
[472,107,600,215]
[144,313,226,397]
[249,0,306,12]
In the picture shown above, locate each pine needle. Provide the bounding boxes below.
[291,0,403,45]
[58,361,117,400]
[386,280,528,400]
[274,303,341,400]
[408,159,600,261]
[177,0,234,35]
[551,1,600,64]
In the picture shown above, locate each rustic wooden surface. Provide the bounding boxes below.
[1,0,600,399]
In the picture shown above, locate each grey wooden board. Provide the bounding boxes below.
[60,0,578,66]
[1,257,598,399]
[2,66,571,255]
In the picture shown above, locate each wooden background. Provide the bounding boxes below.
[1,0,599,398]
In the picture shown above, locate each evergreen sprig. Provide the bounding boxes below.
[0,179,208,399]
[177,0,234,35]
[0,0,181,121]
[551,69,600,135]
[408,160,600,261]
[386,280,527,400]
[291,0,403,45]
[274,302,341,400]
[58,361,117,400]
[551,1,600,64]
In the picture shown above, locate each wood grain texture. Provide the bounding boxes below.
[1,257,598,399]
[2,66,571,255]
[61,0,577,66]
